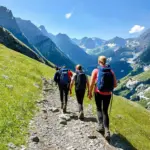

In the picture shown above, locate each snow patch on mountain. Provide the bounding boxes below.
[144,65,150,71]
[126,79,139,90]
[137,92,149,100]
[126,40,140,48]
[107,43,116,48]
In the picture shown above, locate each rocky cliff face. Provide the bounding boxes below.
[16,18,43,45]
[0,6,20,34]
[0,6,34,49]
[54,33,97,68]
[16,18,75,70]
[136,45,150,64]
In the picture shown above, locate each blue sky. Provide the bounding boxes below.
[0,0,150,39]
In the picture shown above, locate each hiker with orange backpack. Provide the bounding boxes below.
[54,66,72,113]
[88,56,117,141]
[70,65,89,120]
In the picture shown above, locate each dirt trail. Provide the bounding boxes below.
[27,79,121,150]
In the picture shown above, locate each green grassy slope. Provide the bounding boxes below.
[82,95,150,150]
[0,26,54,67]
[0,44,55,149]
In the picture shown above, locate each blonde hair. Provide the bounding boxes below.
[98,56,107,65]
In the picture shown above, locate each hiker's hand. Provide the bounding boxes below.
[88,92,92,100]
[87,90,89,97]
[70,90,72,95]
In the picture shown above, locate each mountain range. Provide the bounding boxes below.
[0,6,75,70]
[72,37,105,49]
[53,33,97,67]
[0,5,150,79]
[15,18,75,70]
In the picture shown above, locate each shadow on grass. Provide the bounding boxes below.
[110,133,137,150]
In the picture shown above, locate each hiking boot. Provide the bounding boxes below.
[104,130,110,142]
[63,105,67,113]
[96,124,104,133]
[78,111,84,120]
[61,103,63,109]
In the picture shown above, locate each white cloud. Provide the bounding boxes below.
[129,25,145,34]
[65,12,72,19]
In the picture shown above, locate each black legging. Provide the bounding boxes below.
[94,92,111,130]
[59,84,69,105]
[75,89,85,112]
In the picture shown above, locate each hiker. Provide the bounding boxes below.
[88,56,117,141]
[68,69,73,81]
[70,65,89,120]
[54,66,72,113]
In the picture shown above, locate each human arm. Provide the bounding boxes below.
[54,72,58,84]
[86,76,90,95]
[88,70,97,99]
[70,71,73,78]
[69,74,75,95]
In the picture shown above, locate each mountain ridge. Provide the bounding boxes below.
[0,26,44,63]
[0,6,37,51]
[16,18,75,70]
[72,37,105,49]
[54,33,97,68]
[0,6,54,66]
[39,25,55,40]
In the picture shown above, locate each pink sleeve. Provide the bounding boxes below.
[92,69,98,81]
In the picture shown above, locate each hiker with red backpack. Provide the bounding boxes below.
[88,56,117,141]
[70,65,89,120]
[54,66,72,113]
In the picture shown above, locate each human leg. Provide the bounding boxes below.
[63,84,69,113]
[94,93,104,132]
[59,85,64,109]
[102,94,111,141]
[76,90,85,119]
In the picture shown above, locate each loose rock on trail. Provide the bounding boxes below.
[27,79,120,150]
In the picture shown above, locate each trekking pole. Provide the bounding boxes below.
[109,92,113,115]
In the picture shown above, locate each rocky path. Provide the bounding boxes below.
[27,79,120,150]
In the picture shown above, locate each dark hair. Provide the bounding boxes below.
[76,64,82,71]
